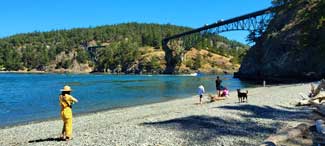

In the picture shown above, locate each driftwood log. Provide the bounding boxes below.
[297,94,325,106]
[310,79,325,102]
[310,92,325,103]
[297,80,325,106]
[313,79,325,96]
[208,94,225,102]
[260,123,310,146]
[261,80,325,145]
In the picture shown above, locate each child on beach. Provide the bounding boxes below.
[59,85,78,140]
[221,87,229,97]
[198,85,205,104]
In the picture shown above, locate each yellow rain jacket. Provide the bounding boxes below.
[59,94,74,138]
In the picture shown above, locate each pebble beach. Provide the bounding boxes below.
[0,84,312,146]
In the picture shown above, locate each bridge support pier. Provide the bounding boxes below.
[162,39,177,74]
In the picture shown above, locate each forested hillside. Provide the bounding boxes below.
[0,23,248,73]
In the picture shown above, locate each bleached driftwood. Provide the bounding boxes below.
[310,92,325,103]
[208,94,225,102]
[297,96,322,106]
[313,79,325,96]
[297,80,325,106]
[297,96,324,106]
[297,99,312,106]
[260,123,309,146]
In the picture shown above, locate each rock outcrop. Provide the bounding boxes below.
[235,0,325,83]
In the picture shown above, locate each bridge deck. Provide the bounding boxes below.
[163,7,274,41]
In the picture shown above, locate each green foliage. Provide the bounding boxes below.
[145,57,160,72]
[266,0,325,69]
[297,0,325,52]
[0,64,4,70]
[56,59,72,69]
[76,48,89,64]
[192,54,202,70]
[96,41,140,73]
[21,45,50,70]
[3,48,22,70]
[96,43,118,72]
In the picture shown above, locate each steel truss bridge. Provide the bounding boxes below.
[162,7,276,74]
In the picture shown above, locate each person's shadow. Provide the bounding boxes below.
[28,137,65,143]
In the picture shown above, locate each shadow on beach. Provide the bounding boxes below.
[142,115,279,145]
[28,137,65,143]
[217,104,309,120]
[142,105,309,145]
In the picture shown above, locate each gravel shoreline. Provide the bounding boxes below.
[0,84,312,146]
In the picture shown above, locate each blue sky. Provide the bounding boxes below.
[0,0,272,44]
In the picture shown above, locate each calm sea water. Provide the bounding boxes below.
[0,73,254,127]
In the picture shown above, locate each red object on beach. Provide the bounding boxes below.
[221,88,229,97]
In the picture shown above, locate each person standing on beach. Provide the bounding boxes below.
[59,85,78,140]
[198,85,205,104]
[215,76,222,97]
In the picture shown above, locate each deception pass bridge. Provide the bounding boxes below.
[162,7,276,74]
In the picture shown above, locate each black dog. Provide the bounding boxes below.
[237,89,248,103]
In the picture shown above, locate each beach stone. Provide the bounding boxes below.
[0,84,312,146]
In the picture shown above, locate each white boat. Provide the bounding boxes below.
[190,73,198,76]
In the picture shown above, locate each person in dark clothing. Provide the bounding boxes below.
[215,76,222,97]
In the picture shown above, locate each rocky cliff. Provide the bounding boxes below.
[235,0,325,83]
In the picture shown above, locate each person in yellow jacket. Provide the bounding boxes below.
[59,85,78,140]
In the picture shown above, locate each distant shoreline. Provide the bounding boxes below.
[0,70,232,75]
[0,70,47,73]
[2,70,320,87]
[1,70,319,85]
[0,70,90,74]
